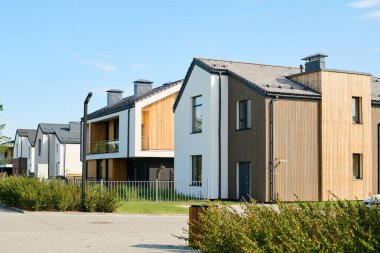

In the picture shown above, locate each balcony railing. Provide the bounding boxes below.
[0,157,13,165]
[89,140,119,155]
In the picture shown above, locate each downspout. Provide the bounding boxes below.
[47,134,50,178]
[217,72,222,200]
[127,109,130,158]
[270,96,278,202]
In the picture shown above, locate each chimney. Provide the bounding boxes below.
[106,89,124,107]
[134,79,153,98]
[69,121,81,132]
[301,53,328,72]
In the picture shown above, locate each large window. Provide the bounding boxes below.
[237,99,252,130]
[352,97,361,124]
[192,96,202,133]
[114,118,119,140]
[192,155,202,183]
[353,154,362,180]
[38,139,42,156]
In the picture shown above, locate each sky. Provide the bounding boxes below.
[0,0,380,138]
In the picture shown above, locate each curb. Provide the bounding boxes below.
[0,203,25,213]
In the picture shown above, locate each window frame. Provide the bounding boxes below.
[352,97,361,124]
[191,155,202,186]
[353,153,363,180]
[38,139,42,156]
[192,95,202,134]
[236,99,252,130]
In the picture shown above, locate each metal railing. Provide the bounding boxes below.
[0,157,13,165]
[81,180,209,202]
[89,140,119,154]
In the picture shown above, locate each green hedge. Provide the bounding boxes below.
[0,176,119,212]
[188,200,380,252]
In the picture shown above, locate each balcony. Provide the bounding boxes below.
[89,140,119,155]
[0,157,13,165]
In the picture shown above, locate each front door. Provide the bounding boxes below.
[239,162,250,200]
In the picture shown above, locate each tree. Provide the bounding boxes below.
[0,103,11,153]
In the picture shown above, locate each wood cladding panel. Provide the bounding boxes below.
[228,77,268,201]
[271,99,320,201]
[109,158,127,181]
[320,72,372,200]
[371,106,380,194]
[141,92,178,150]
[87,160,96,179]
[290,72,322,93]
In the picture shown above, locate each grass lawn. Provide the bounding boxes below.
[116,201,240,214]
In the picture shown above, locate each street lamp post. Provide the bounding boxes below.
[82,92,92,212]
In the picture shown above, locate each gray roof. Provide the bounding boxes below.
[371,76,380,104]
[196,58,320,97]
[88,80,183,120]
[16,129,37,147]
[38,123,80,144]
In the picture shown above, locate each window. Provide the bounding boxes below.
[237,99,251,130]
[353,154,362,179]
[352,97,361,124]
[192,155,202,184]
[114,118,119,140]
[56,144,59,153]
[38,139,41,156]
[28,147,31,159]
[192,96,202,133]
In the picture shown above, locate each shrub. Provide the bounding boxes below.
[0,176,119,212]
[188,199,380,252]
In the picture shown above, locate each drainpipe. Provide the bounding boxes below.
[127,109,130,158]
[270,96,278,202]
[47,134,50,178]
[217,72,222,200]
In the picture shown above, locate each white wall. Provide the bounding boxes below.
[174,65,229,199]
[28,147,35,174]
[64,144,82,176]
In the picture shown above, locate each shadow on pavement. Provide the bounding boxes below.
[132,244,196,252]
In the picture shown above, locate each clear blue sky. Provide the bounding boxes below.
[1,0,379,138]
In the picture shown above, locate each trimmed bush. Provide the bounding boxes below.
[188,200,380,252]
[0,176,119,212]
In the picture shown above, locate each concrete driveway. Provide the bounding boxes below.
[0,205,195,253]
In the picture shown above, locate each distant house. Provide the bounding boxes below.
[13,129,36,176]
[173,54,380,201]
[84,79,182,181]
[0,141,14,175]
[34,122,81,179]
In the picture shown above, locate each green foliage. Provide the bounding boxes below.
[0,176,119,212]
[188,200,380,252]
[0,103,11,153]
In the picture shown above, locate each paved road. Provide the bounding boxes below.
[0,205,195,253]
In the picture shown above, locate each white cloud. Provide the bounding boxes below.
[80,60,117,73]
[349,0,380,8]
[130,63,145,68]
[357,11,380,20]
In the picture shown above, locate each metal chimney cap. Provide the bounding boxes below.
[301,53,329,62]
[133,79,153,84]
[106,89,124,93]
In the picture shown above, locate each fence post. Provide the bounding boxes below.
[155,179,159,202]
[101,179,103,190]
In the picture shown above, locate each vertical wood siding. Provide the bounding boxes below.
[371,106,380,194]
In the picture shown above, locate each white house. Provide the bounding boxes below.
[13,129,36,176]
[34,122,81,179]
[84,79,182,181]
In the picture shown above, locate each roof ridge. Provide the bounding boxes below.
[196,57,298,70]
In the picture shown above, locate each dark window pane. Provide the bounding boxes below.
[239,100,248,129]
[192,155,202,183]
[353,154,362,179]
[352,97,360,123]
[192,96,202,133]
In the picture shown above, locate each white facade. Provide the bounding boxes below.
[35,126,81,179]
[174,65,229,199]
[13,133,35,175]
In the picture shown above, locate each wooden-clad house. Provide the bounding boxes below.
[173,54,380,201]
[84,79,182,181]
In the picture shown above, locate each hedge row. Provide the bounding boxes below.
[0,176,119,212]
[189,200,380,252]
